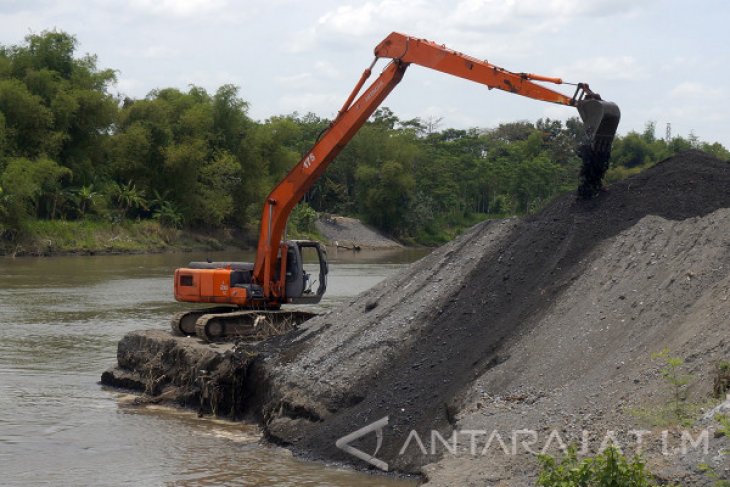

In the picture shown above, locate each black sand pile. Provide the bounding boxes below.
[251,150,730,473]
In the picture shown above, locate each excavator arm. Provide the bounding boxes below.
[252,32,620,293]
[252,61,407,295]
[375,33,620,153]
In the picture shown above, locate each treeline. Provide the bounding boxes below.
[1,31,728,246]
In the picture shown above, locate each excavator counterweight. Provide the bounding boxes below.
[171,32,620,341]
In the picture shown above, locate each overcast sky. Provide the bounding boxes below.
[1,0,728,148]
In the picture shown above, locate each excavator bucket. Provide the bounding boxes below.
[577,98,621,153]
[575,98,621,199]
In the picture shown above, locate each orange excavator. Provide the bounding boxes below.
[172,32,620,341]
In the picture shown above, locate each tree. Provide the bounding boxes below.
[612,132,652,168]
[212,84,250,153]
[0,79,55,157]
[0,30,117,184]
[111,181,147,217]
[0,157,71,226]
[357,160,415,234]
[75,184,98,218]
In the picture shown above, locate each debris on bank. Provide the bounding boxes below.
[101,330,256,417]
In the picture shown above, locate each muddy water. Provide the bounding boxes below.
[0,248,426,486]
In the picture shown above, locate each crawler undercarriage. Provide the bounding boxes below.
[171,307,316,342]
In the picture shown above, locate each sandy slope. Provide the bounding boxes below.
[315,214,403,248]
[251,150,730,483]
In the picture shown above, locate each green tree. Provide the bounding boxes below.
[0,157,71,226]
[75,184,98,218]
[357,160,415,234]
[1,30,117,183]
[0,79,55,157]
[111,181,147,217]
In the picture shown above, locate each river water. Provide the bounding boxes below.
[0,248,426,486]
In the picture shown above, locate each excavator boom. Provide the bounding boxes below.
[376,32,620,154]
[375,32,576,105]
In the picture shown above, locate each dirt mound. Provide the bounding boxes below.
[250,150,730,476]
[425,207,730,485]
[315,214,403,248]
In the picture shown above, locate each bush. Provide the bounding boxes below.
[152,201,183,229]
[289,202,317,235]
[537,445,656,487]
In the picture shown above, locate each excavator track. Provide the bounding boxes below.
[170,306,237,336]
[194,309,316,342]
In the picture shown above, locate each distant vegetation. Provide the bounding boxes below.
[2,30,729,251]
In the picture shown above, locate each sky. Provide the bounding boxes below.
[1,0,729,148]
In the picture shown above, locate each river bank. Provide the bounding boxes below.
[1,219,241,257]
[2,214,411,257]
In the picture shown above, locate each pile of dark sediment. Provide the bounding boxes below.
[244,150,730,473]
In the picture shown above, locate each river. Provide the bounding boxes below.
[0,248,427,486]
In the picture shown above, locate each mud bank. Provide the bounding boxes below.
[101,330,256,417]
[104,150,730,484]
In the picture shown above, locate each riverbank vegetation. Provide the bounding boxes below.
[2,31,729,254]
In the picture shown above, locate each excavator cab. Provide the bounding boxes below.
[282,240,328,304]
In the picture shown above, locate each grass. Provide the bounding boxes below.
[629,399,719,428]
[4,218,229,256]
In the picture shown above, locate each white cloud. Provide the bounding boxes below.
[557,56,647,82]
[176,69,240,91]
[308,0,648,44]
[115,77,144,96]
[276,72,314,88]
[659,82,726,131]
[129,0,229,17]
[314,61,342,79]
[277,92,342,116]
[317,3,380,37]
[275,62,340,89]
[670,82,722,99]
[141,45,180,59]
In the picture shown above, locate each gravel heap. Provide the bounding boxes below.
[245,150,730,482]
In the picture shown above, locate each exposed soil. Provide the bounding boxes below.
[101,330,257,417]
[249,150,730,479]
[315,214,403,249]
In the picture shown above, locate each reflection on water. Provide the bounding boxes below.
[0,248,426,486]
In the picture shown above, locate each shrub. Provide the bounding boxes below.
[537,445,656,486]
